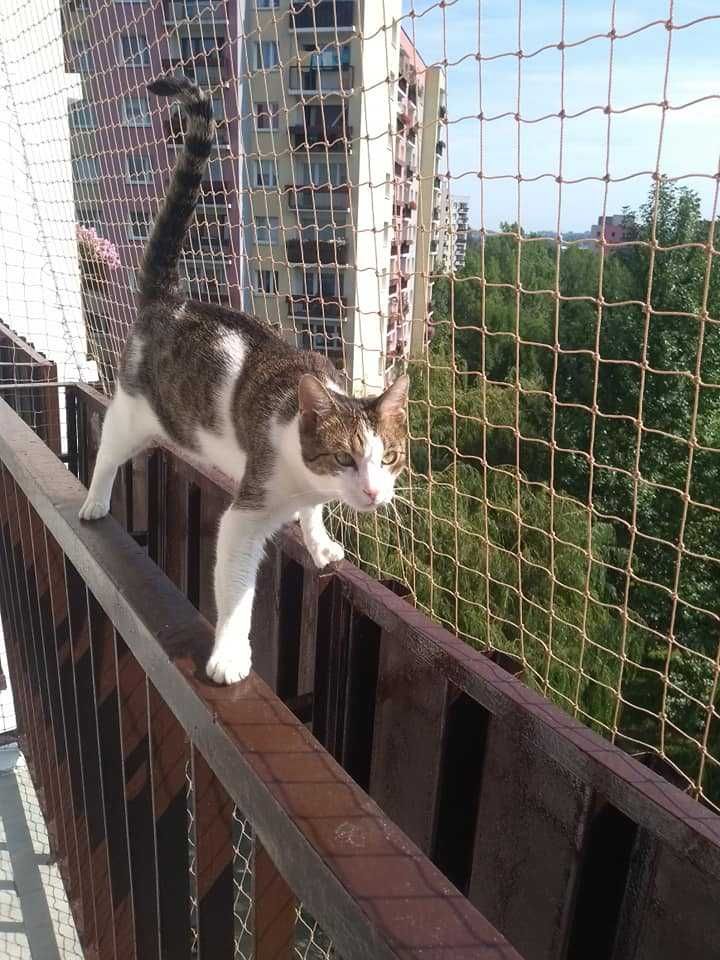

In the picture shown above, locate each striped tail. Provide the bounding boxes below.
[138,75,214,302]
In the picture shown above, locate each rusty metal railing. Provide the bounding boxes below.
[1,386,720,959]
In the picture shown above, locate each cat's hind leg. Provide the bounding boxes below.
[79,387,157,520]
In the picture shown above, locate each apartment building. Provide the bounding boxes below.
[245,6,446,391]
[61,0,241,388]
[452,197,469,270]
[436,192,470,273]
[61,0,444,394]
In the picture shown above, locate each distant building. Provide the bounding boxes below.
[437,193,470,272]
[591,214,625,245]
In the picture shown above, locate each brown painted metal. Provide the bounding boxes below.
[468,723,591,960]
[86,596,136,960]
[192,747,234,959]
[0,396,521,960]
[370,626,448,853]
[6,388,720,958]
[46,528,100,956]
[0,320,60,456]
[114,637,162,960]
[29,502,85,928]
[66,565,120,960]
[253,839,297,960]
[146,681,193,960]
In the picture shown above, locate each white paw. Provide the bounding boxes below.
[78,496,110,521]
[206,644,252,685]
[307,537,345,569]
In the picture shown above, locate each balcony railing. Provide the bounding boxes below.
[164,0,227,22]
[161,56,225,86]
[289,123,352,150]
[290,0,355,31]
[285,184,350,211]
[288,64,354,94]
[1,380,719,960]
[286,235,348,265]
[287,293,346,319]
[164,117,230,147]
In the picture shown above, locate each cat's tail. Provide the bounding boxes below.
[138,75,214,302]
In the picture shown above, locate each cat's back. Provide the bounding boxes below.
[119,296,339,454]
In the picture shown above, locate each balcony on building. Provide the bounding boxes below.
[290,118,352,153]
[198,179,231,207]
[290,0,355,32]
[161,54,225,87]
[287,294,347,321]
[286,183,350,212]
[286,228,348,265]
[164,114,230,148]
[183,225,231,258]
[297,320,345,366]
[164,0,227,23]
[288,64,354,95]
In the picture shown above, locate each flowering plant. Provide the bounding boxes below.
[77,225,120,288]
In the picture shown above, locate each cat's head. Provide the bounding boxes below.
[298,374,409,512]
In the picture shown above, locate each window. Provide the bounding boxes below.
[302,269,343,298]
[256,0,279,7]
[300,160,347,187]
[70,101,96,129]
[72,156,101,180]
[254,270,278,293]
[253,159,278,187]
[128,210,151,241]
[309,45,351,69]
[126,153,153,184]
[119,33,150,66]
[121,96,151,127]
[73,47,93,74]
[255,217,279,245]
[77,207,103,233]
[179,35,221,59]
[253,42,279,70]
[255,102,279,130]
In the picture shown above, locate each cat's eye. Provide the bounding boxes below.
[334,451,354,468]
[382,451,399,466]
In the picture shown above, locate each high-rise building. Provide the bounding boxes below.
[61,0,445,394]
[436,192,470,274]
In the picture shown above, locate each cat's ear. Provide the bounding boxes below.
[298,375,335,418]
[376,374,409,419]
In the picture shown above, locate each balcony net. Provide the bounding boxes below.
[0,0,719,816]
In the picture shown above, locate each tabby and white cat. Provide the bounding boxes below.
[79,76,409,684]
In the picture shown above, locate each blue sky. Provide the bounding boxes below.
[403,0,720,232]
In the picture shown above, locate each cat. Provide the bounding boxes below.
[79,76,409,684]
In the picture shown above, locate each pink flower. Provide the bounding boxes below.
[77,224,121,270]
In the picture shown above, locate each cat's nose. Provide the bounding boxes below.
[363,487,380,503]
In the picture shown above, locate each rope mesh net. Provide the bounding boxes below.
[0,0,719,826]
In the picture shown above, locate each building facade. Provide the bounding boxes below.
[61,0,444,394]
[590,214,625,245]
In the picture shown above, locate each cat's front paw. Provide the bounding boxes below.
[79,496,110,521]
[206,643,252,685]
[307,537,345,569]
